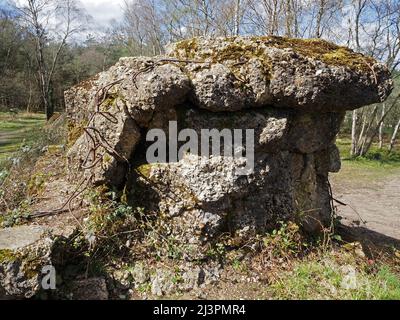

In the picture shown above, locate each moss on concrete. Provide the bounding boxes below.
[172,36,376,74]
[174,38,199,59]
[100,92,119,111]
[264,36,376,72]
[67,120,88,148]
[174,37,272,81]
[0,249,17,263]
[27,172,49,197]
[136,164,156,179]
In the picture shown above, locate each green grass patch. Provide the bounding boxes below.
[336,137,400,167]
[268,256,400,300]
[0,112,46,163]
[333,137,400,185]
[0,113,66,212]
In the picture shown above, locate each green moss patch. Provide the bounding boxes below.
[0,249,17,263]
[173,37,272,81]
[174,38,199,59]
[264,36,376,72]
[172,36,376,73]
[67,120,88,148]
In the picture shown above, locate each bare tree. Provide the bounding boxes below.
[284,0,303,37]
[315,0,327,38]
[234,0,242,36]
[347,0,400,157]
[246,0,283,35]
[354,0,368,51]
[348,0,367,156]
[389,118,400,153]
[122,1,148,55]
[11,0,86,120]
[378,103,386,149]
[354,95,400,156]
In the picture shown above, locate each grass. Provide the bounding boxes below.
[269,257,400,300]
[336,136,400,166]
[333,136,400,185]
[0,112,66,213]
[261,223,400,300]
[0,112,46,163]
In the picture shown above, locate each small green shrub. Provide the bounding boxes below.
[1,200,31,228]
[262,221,309,260]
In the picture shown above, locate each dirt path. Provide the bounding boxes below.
[332,169,400,241]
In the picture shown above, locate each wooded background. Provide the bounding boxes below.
[0,0,399,155]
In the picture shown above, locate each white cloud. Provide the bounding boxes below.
[11,0,125,29]
[81,0,124,29]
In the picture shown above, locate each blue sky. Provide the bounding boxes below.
[0,0,11,10]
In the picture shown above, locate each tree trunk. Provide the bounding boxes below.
[359,105,379,156]
[234,0,241,36]
[34,23,54,120]
[39,73,54,120]
[315,0,326,38]
[26,85,32,113]
[269,0,279,35]
[357,95,400,156]
[378,104,386,149]
[389,118,400,153]
[285,0,292,37]
[351,110,358,156]
[45,88,54,120]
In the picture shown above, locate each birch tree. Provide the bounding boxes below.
[11,0,87,120]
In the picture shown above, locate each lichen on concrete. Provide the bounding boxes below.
[0,225,55,299]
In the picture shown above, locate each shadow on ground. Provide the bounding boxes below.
[338,223,400,256]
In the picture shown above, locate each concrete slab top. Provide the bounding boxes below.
[0,225,47,251]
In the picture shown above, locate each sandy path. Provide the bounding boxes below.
[332,171,400,241]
